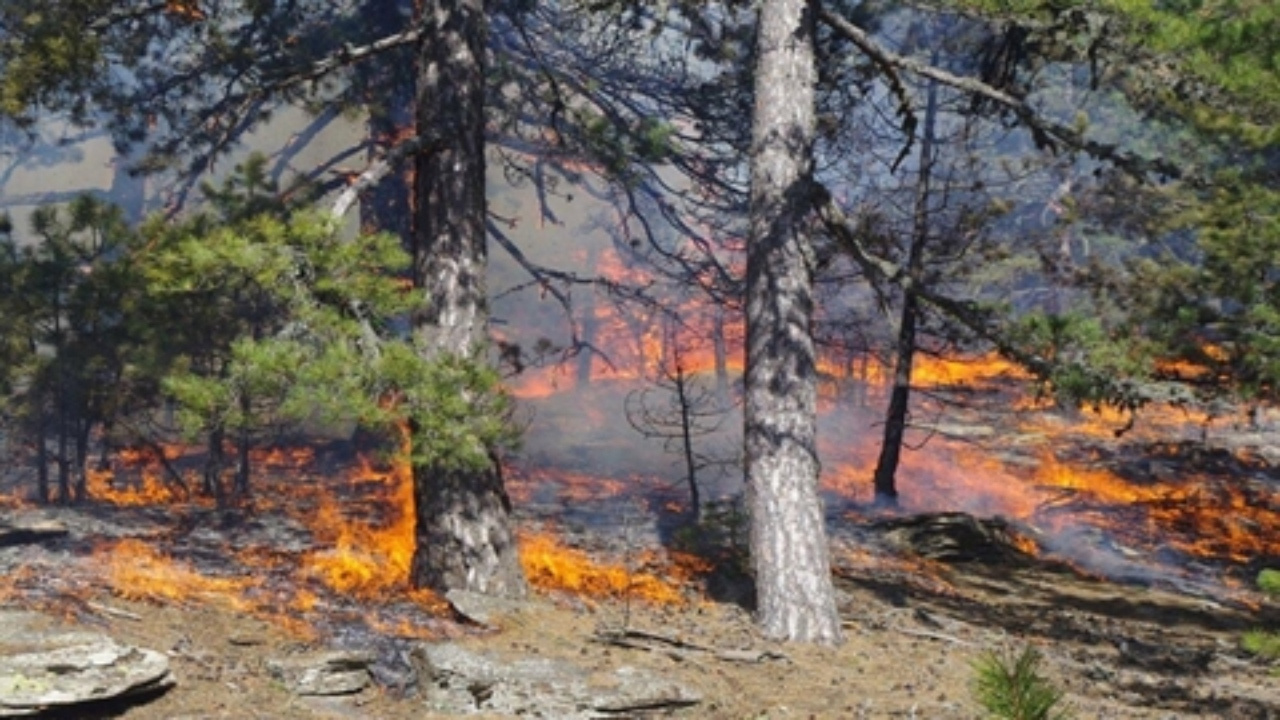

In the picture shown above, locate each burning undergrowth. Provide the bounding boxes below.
[515,341,1278,604]
[820,394,1280,599]
[0,322,1276,651]
[0,435,717,644]
[519,528,711,605]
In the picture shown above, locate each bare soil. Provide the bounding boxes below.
[3,393,1277,718]
[11,537,1277,720]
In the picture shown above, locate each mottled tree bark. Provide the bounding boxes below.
[743,0,842,644]
[409,0,526,598]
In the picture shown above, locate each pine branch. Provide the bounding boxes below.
[330,133,444,219]
[87,3,171,31]
[261,28,426,93]
[812,0,1182,181]
[810,180,1196,412]
[322,133,447,361]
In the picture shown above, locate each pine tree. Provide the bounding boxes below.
[744,0,843,645]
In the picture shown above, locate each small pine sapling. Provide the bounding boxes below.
[972,644,1070,720]
[1242,569,1280,660]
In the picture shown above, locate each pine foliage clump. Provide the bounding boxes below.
[972,645,1070,720]
[142,155,517,472]
[1242,569,1280,660]
[0,153,516,502]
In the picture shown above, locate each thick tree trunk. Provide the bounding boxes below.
[409,0,526,598]
[743,0,842,644]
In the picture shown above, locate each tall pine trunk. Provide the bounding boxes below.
[672,360,702,523]
[872,75,940,505]
[34,394,49,504]
[409,0,526,598]
[872,292,918,505]
[744,0,842,644]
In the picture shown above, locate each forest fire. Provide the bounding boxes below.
[35,423,703,636]
[298,451,416,598]
[0,238,1271,634]
[85,446,189,506]
[101,538,258,610]
[820,403,1277,582]
[519,530,708,605]
[501,246,1275,591]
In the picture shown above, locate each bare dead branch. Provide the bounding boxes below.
[812,1,1181,180]
[593,628,790,663]
[87,601,143,621]
[330,133,443,219]
[262,28,426,93]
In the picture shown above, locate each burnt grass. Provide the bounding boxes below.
[2,515,1278,719]
[1,398,1279,717]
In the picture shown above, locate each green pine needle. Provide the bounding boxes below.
[971,645,1070,720]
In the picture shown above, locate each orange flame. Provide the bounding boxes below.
[297,423,433,608]
[101,538,257,609]
[85,467,180,506]
[518,530,702,605]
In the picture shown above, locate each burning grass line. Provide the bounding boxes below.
[100,538,260,609]
[518,530,706,606]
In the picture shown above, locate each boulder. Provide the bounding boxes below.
[0,610,173,717]
[266,649,374,696]
[414,642,700,718]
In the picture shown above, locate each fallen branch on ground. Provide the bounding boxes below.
[592,628,790,664]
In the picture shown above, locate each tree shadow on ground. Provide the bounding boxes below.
[835,556,1279,718]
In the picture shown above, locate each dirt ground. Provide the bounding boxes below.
[3,393,1278,718]
[22,543,1277,720]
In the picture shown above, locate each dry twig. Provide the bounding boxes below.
[593,628,789,664]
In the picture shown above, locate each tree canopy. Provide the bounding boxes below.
[0,0,1277,640]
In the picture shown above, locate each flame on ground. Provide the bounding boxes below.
[84,444,195,506]
[826,427,1280,574]
[519,530,706,605]
[299,429,423,602]
[101,538,258,609]
[85,468,181,506]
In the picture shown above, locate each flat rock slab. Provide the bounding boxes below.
[0,520,68,548]
[266,650,374,696]
[444,589,533,627]
[415,642,700,718]
[0,610,174,717]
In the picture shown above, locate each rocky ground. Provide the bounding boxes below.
[1,392,1278,718]
[0,503,1277,719]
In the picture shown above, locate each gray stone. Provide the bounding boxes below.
[266,650,374,696]
[0,610,174,717]
[444,589,530,626]
[0,519,68,548]
[414,642,699,718]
